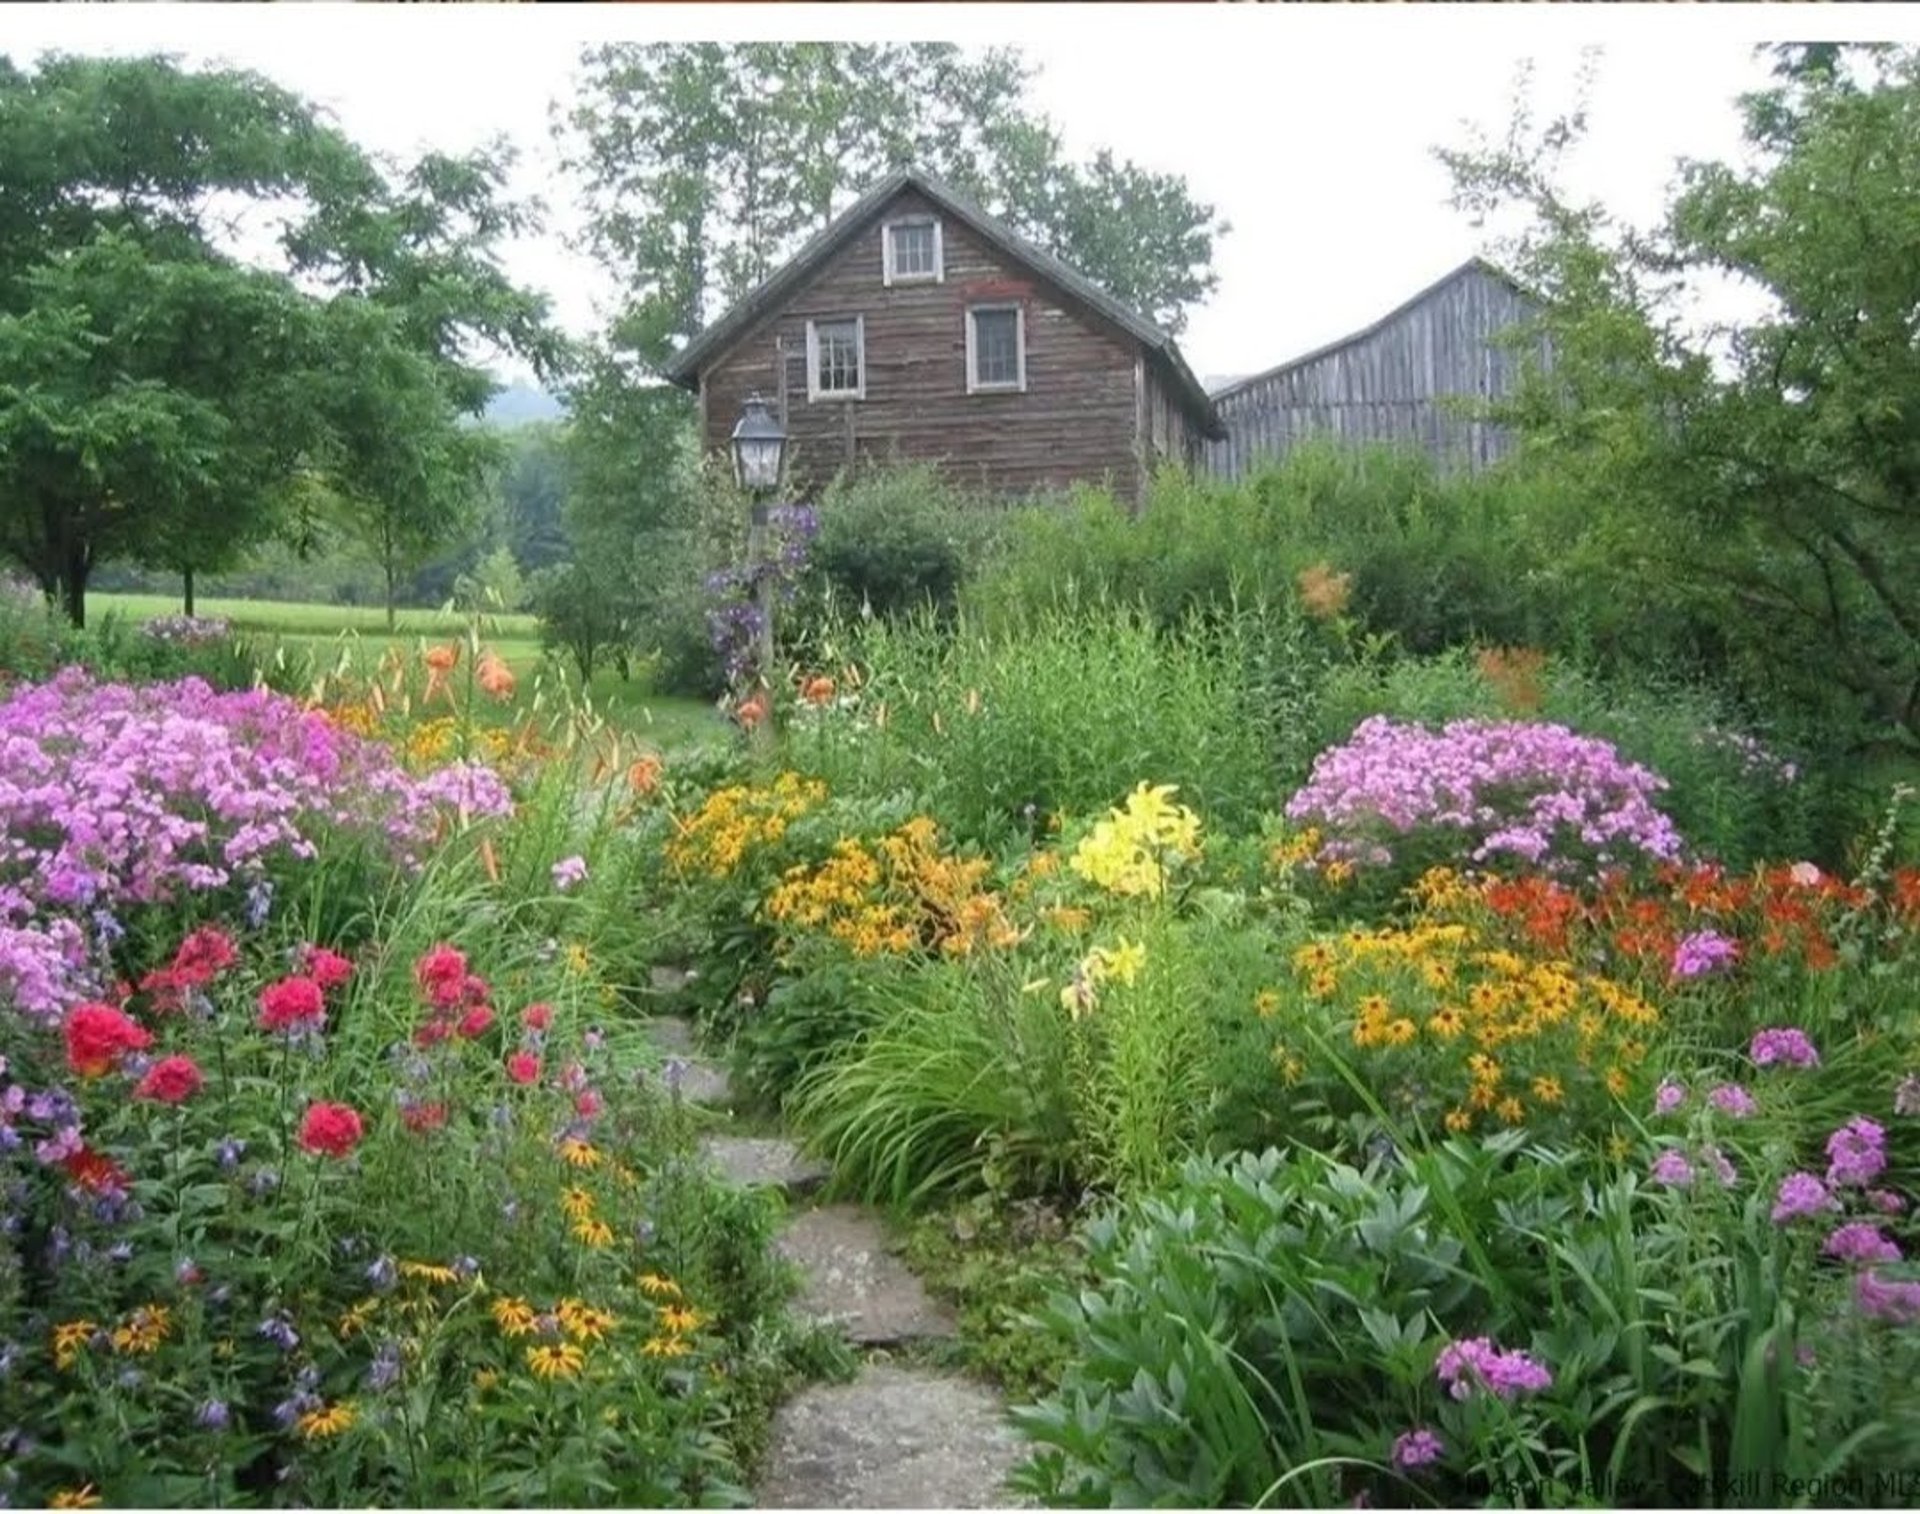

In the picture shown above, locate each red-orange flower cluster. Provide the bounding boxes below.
[64,1003,152,1078]
[258,976,326,1036]
[297,1101,364,1159]
[134,1054,204,1105]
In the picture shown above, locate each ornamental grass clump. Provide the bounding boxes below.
[1284,714,1683,888]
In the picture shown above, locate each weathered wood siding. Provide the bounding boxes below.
[1203,263,1544,480]
[698,188,1147,504]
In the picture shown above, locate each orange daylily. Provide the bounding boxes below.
[423,643,459,704]
[476,650,516,701]
[801,676,835,706]
[628,754,663,796]
[737,694,768,730]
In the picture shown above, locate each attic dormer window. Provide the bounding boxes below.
[883,217,942,286]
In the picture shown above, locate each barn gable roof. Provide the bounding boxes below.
[1208,257,1537,403]
[663,166,1225,440]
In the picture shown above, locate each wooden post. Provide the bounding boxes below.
[748,498,775,753]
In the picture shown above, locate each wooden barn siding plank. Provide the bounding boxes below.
[1204,266,1546,480]
[700,187,1145,505]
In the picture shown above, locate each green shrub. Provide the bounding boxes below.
[1010,1138,1920,1509]
[804,465,1001,622]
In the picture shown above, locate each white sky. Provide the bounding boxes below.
[8,5,1919,389]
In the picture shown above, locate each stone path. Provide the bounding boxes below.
[643,991,1027,1508]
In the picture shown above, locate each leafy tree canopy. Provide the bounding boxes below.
[0,52,560,625]
[560,43,1227,366]
[1442,44,1920,752]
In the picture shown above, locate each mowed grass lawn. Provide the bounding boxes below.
[93,592,726,751]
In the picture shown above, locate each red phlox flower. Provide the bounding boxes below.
[412,1017,454,1050]
[138,965,192,1015]
[559,1061,588,1094]
[173,925,238,985]
[134,1054,205,1105]
[302,946,355,992]
[63,1145,131,1194]
[457,1005,496,1039]
[574,1088,603,1120]
[505,1051,541,1086]
[401,1099,449,1133]
[64,1002,153,1078]
[413,943,468,1001]
[297,1102,365,1159]
[258,976,326,1035]
[521,1002,553,1033]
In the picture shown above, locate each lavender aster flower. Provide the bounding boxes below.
[1671,930,1739,980]
[1751,1027,1819,1069]
[550,855,589,892]
[1824,1222,1902,1267]
[1650,1149,1695,1187]
[196,1398,231,1431]
[1826,1118,1887,1188]
[366,1254,398,1292]
[1391,1428,1445,1472]
[1708,1083,1757,1118]
[1653,1078,1687,1116]
[1771,1171,1839,1224]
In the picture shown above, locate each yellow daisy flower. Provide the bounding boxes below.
[558,1138,602,1169]
[51,1320,97,1371]
[560,1187,597,1222]
[50,1486,102,1509]
[572,1217,615,1248]
[296,1401,356,1440]
[109,1304,171,1356]
[490,1297,537,1338]
[399,1260,460,1286]
[473,1368,502,1393]
[641,1334,692,1359]
[526,1342,585,1380]
[637,1272,682,1299]
[557,1300,618,1343]
[338,1298,380,1339]
[657,1304,706,1335]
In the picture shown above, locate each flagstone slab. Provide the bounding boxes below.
[755,1365,1026,1509]
[776,1205,955,1346]
[701,1135,830,1195]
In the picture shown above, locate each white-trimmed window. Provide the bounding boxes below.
[806,316,865,400]
[883,217,943,286]
[966,304,1025,393]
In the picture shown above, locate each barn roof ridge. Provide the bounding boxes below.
[663,165,1223,438]
[1209,256,1534,403]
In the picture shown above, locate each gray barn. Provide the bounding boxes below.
[1203,258,1545,480]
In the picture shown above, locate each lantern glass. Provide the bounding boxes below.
[730,396,786,492]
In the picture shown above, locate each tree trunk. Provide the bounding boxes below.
[384,560,397,633]
[63,545,88,629]
[183,567,195,618]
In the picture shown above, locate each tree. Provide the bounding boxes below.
[1440,45,1920,751]
[0,53,560,627]
[497,422,574,576]
[560,43,1226,370]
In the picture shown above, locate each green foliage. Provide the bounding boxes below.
[0,53,558,629]
[1010,1140,1920,1509]
[786,601,1302,850]
[1442,45,1920,754]
[802,466,1000,624]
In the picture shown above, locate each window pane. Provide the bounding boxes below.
[890,222,935,278]
[815,320,860,394]
[973,309,1019,387]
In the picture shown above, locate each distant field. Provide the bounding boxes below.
[93,592,726,750]
[92,592,540,639]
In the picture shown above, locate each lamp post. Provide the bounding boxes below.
[729,394,787,748]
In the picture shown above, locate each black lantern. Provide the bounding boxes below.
[729,394,786,494]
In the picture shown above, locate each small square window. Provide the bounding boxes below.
[967,305,1024,393]
[884,218,942,286]
[807,317,864,400]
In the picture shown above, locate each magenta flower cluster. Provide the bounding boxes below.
[1671,930,1739,980]
[1283,716,1683,875]
[1390,1427,1445,1472]
[1434,1336,1553,1400]
[0,670,512,1020]
[1826,1119,1887,1189]
[1750,1027,1820,1069]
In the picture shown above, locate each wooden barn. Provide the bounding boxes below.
[664,167,1224,507]
[1203,258,1545,480]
